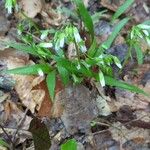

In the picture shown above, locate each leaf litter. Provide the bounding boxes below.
[0,0,150,149]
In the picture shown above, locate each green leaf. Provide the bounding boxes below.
[113,56,122,68]
[87,38,97,57]
[61,139,77,150]
[105,76,150,97]
[46,70,56,101]
[92,10,107,24]
[95,18,130,56]
[3,41,38,56]
[98,71,105,87]
[57,64,70,85]
[133,43,143,65]
[5,64,52,75]
[104,18,130,49]
[5,0,17,13]
[72,74,83,84]
[112,0,134,22]
[142,20,150,25]
[74,0,94,39]
[38,42,53,48]
[0,138,9,148]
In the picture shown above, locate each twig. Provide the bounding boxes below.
[12,108,29,143]
[0,124,15,149]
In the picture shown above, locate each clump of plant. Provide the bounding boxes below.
[5,0,18,13]
[3,0,150,101]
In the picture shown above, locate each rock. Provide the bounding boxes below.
[107,44,128,63]
[0,15,10,35]
[122,139,150,150]
[95,20,112,36]
[0,60,15,91]
[88,0,103,14]
[141,70,150,86]
[43,118,64,137]
[54,84,99,135]
[0,74,15,91]
[86,130,120,150]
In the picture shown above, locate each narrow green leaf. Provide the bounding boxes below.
[142,20,150,25]
[74,0,94,39]
[133,43,143,65]
[5,64,52,75]
[46,70,56,101]
[113,56,122,68]
[38,42,53,48]
[87,38,97,57]
[91,10,107,24]
[57,64,70,85]
[61,139,77,150]
[105,76,150,97]
[112,0,134,22]
[3,41,38,56]
[99,71,105,87]
[0,139,9,148]
[104,18,130,49]
[95,18,130,56]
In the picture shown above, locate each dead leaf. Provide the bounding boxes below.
[53,84,99,134]
[2,55,45,113]
[109,122,150,145]
[101,0,124,12]
[36,81,52,117]
[96,96,111,116]
[29,118,51,150]
[114,88,149,111]
[21,0,43,18]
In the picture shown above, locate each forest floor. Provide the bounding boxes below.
[0,0,150,150]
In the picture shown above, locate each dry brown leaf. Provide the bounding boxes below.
[109,122,150,145]
[4,100,31,130]
[37,81,52,117]
[101,0,125,11]
[41,7,63,27]
[114,89,149,111]
[4,56,45,113]
[21,0,43,18]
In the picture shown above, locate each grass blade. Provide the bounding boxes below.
[46,70,56,101]
[104,17,130,49]
[4,41,38,56]
[5,64,52,75]
[95,18,130,56]
[112,0,134,22]
[105,76,150,97]
[99,71,105,87]
[0,138,9,148]
[74,0,94,39]
[87,38,97,57]
[57,64,70,85]
[133,43,143,65]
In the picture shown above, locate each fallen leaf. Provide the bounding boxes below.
[1,53,45,113]
[29,118,51,150]
[53,84,99,134]
[109,122,150,145]
[21,0,43,18]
